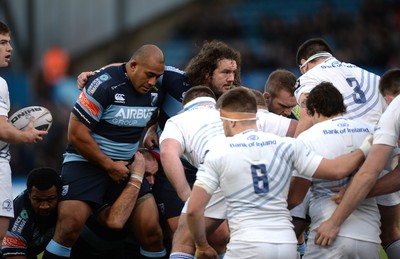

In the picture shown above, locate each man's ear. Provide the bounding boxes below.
[129,59,138,72]
[263,92,271,104]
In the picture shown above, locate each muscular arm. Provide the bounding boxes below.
[68,114,129,182]
[312,149,366,180]
[367,164,400,197]
[294,93,313,137]
[160,138,191,202]
[315,144,394,246]
[98,152,145,229]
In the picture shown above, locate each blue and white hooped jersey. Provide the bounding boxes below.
[294,57,386,125]
[64,64,158,163]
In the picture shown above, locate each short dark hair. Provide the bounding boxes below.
[182,85,216,106]
[264,69,297,97]
[26,167,62,195]
[379,69,400,97]
[250,89,267,108]
[296,38,332,66]
[306,81,346,117]
[217,87,257,113]
[0,21,10,35]
[185,40,241,87]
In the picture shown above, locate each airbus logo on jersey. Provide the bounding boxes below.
[115,107,155,120]
[115,93,125,103]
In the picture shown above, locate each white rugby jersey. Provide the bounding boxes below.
[196,130,322,243]
[295,117,381,244]
[295,57,386,125]
[159,97,224,167]
[256,108,291,137]
[374,95,400,147]
[0,77,10,161]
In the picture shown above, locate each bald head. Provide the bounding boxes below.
[131,44,164,64]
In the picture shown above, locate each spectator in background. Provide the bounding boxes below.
[0,21,49,250]
[41,47,81,109]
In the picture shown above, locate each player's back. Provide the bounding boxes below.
[200,129,298,244]
[161,106,223,168]
[295,57,386,125]
[296,116,380,243]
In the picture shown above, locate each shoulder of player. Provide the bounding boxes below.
[0,76,6,85]
[164,65,185,75]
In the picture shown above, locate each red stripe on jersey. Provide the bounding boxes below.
[2,235,26,248]
[78,91,100,117]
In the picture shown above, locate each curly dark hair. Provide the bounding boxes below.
[306,81,346,117]
[185,40,241,87]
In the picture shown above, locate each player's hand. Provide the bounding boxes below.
[143,125,159,149]
[330,186,347,204]
[107,160,130,183]
[128,152,145,178]
[195,243,219,259]
[314,219,339,246]
[23,117,48,144]
[77,71,95,90]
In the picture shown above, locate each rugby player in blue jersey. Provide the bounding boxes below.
[43,45,167,259]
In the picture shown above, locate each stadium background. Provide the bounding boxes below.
[0,1,397,257]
